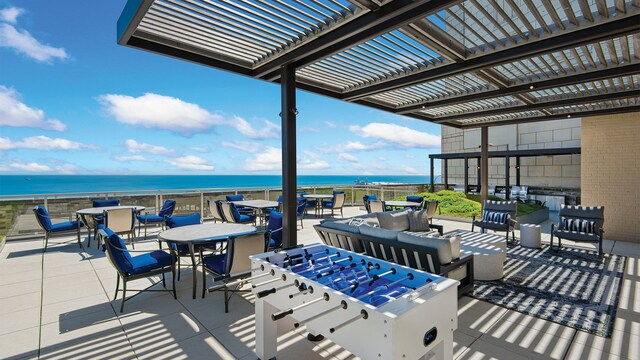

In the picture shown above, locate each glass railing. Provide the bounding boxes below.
[0,183,431,239]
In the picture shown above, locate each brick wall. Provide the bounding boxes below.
[441,119,581,189]
[581,112,640,243]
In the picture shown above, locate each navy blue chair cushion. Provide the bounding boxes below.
[50,221,83,232]
[107,232,134,273]
[129,251,173,275]
[158,200,176,217]
[406,196,423,203]
[322,201,334,208]
[34,206,52,231]
[268,212,283,247]
[238,213,256,223]
[366,194,378,201]
[297,200,306,215]
[166,213,201,228]
[226,195,244,202]
[203,253,227,274]
[137,214,165,223]
[93,199,120,207]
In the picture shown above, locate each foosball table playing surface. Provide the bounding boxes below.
[250,243,459,360]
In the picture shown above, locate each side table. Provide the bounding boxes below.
[520,224,542,248]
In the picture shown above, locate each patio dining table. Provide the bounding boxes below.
[302,194,333,214]
[76,205,146,245]
[158,223,257,299]
[384,200,421,208]
[231,200,279,225]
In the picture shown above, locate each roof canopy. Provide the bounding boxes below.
[118,0,640,128]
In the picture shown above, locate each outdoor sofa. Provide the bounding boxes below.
[314,209,474,296]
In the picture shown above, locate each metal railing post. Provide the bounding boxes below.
[155,192,159,210]
[351,187,354,206]
[200,191,204,219]
[44,196,48,210]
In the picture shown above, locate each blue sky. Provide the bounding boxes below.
[0,0,442,176]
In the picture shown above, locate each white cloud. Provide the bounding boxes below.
[0,86,66,131]
[125,139,175,155]
[338,152,358,162]
[167,155,214,171]
[189,146,208,153]
[115,155,153,162]
[221,140,261,153]
[0,7,22,24]
[0,23,67,63]
[378,157,387,161]
[230,116,279,139]
[324,121,337,128]
[100,93,222,136]
[398,165,421,175]
[9,161,51,172]
[243,147,329,171]
[338,141,385,152]
[350,123,440,148]
[0,136,94,151]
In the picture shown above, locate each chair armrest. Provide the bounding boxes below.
[98,229,174,253]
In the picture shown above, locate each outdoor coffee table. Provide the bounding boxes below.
[231,200,279,225]
[445,230,506,281]
[76,205,146,245]
[158,223,257,299]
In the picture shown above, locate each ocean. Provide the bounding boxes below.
[0,175,432,196]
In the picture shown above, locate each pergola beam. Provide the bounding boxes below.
[254,0,462,80]
[397,64,640,114]
[431,89,640,123]
[342,14,640,100]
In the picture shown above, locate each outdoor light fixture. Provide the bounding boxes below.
[529,85,535,90]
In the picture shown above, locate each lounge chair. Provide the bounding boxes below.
[551,205,605,259]
[472,200,518,243]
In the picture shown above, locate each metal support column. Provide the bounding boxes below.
[281,65,297,248]
[505,156,510,200]
[430,157,435,192]
[476,157,481,189]
[443,159,449,190]
[516,157,521,186]
[464,157,469,194]
[480,127,489,207]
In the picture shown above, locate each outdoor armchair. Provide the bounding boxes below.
[99,227,176,313]
[137,199,176,240]
[98,208,136,249]
[472,200,518,243]
[406,195,424,209]
[33,205,84,250]
[208,199,226,222]
[92,199,121,208]
[200,231,267,312]
[164,213,202,280]
[321,192,346,218]
[551,205,605,259]
[368,200,385,213]
[220,202,256,225]
[226,194,253,214]
[266,211,283,250]
[297,198,307,228]
[424,200,439,225]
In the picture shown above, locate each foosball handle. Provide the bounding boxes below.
[272,309,293,321]
[256,288,277,298]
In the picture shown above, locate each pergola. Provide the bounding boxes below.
[428,147,581,194]
[117,0,640,247]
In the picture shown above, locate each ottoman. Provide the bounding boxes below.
[520,224,542,248]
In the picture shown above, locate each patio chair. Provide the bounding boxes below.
[509,186,522,201]
[488,184,496,196]
[98,208,136,250]
[424,200,439,225]
[551,205,605,259]
[201,231,267,312]
[220,202,256,225]
[89,199,121,240]
[99,227,176,313]
[472,200,518,243]
[368,200,385,213]
[208,199,225,222]
[165,213,202,281]
[92,199,121,208]
[297,198,307,229]
[297,191,316,214]
[33,206,84,250]
[266,211,283,250]
[321,192,346,218]
[518,186,529,201]
[226,194,253,214]
[136,199,176,240]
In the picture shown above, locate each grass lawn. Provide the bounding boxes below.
[401,190,545,219]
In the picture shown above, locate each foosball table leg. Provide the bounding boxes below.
[256,299,278,360]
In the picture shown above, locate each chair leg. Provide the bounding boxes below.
[77,225,81,248]
[120,279,127,313]
[471,223,475,232]
[44,232,49,251]
[172,267,177,299]
[143,220,147,240]
[162,273,166,288]
[202,268,207,299]
[224,285,229,313]
[113,276,120,301]
[340,208,343,218]
[177,258,181,281]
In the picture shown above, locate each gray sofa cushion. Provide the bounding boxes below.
[359,224,398,241]
[377,209,411,231]
[397,232,459,265]
[321,219,360,234]
[408,209,430,231]
[350,213,380,227]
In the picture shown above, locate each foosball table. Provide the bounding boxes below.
[249,243,459,360]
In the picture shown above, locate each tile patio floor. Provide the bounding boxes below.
[1,207,638,359]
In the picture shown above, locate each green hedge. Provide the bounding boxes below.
[399,190,545,219]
